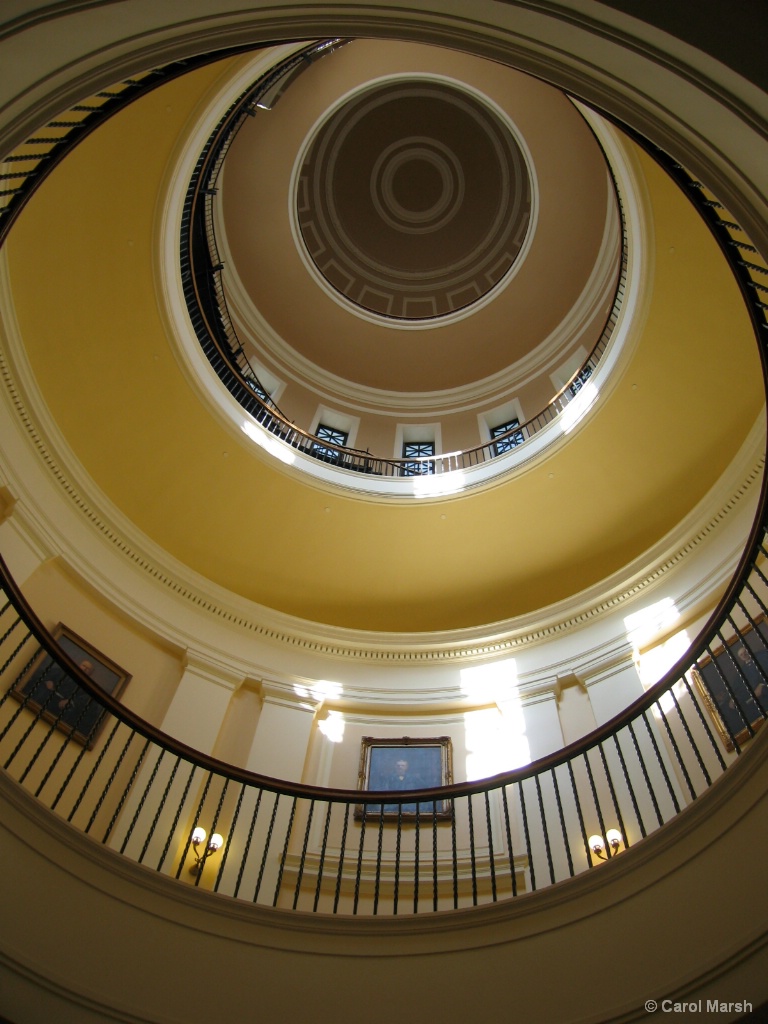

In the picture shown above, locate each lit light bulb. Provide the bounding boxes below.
[191,826,207,846]
[606,828,623,851]
[209,833,224,852]
[588,834,604,855]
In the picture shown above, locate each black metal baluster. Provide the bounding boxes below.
[272,796,296,907]
[99,736,151,844]
[597,742,629,852]
[612,732,647,839]
[293,799,315,910]
[139,756,181,864]
[157,761,197,873]
[0,646,40,738]
[71,726,133,829]
[717,624,761,732]
[653,697,697,801]
[484,790,497,900]
[119,746,165,853]
[668,685,712,787]
[468,795,479,905]
[373,804,385,916]
[233,788,263,899]
[698,644,746,751]
[535,773,555,883]
[680,675,727,771]
[333,803,350,915]
[733,601,768,696]
[17,702,75,783]
[353,804,367,916]
[393,804,403,916]
[627,720,665,827]
[33,694,103,798]
[215,782,245,893]
[566,759,593,868]
[413,801,420,915]
[175,771,213,880]
[551,767,574,877]
[583,749,611,859]
[3,675,67,769]
[518,781,535,890]
[194,776,229,888]
[0,600,18,631]
[742,576,768,619]
[500,785,517,896]
[451,798,458,909]
[726,612,768,713]
[313,802,332,912]
[432,803,439,912]
[640,710,681,815]
[0,614,28,680]
[253,792,279,903]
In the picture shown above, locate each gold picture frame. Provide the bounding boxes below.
[356,736,453,821]
[690,617,768,752]
[10,624,131,749]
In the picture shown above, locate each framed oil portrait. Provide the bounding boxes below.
[691,617,768,752]
[10,624,131,748]
[356,736,453,821]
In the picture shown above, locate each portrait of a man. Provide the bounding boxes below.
[11,625,131,747]
[357,737,453,820]
[693,620,768,751]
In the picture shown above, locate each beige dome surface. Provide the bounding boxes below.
[4,53,763,633]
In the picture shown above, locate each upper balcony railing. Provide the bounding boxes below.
[181,45,628,479]
[1,39,767,918]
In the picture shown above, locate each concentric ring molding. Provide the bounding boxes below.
[291,74,536,324]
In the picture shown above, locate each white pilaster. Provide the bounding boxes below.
[245,681,319,782]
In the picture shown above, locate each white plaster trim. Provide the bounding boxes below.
[182,649,245,692]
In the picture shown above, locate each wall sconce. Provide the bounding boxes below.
[189,826,224,875]
[588,828,623,861]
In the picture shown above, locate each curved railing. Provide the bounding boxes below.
[0,499,767,915]
[182,46,628,479]
[0,37,767,918]
[0,44,274,249]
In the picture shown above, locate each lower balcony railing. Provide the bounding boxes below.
[1,528,767,915]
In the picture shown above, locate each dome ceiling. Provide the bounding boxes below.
[295,78,532,320]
